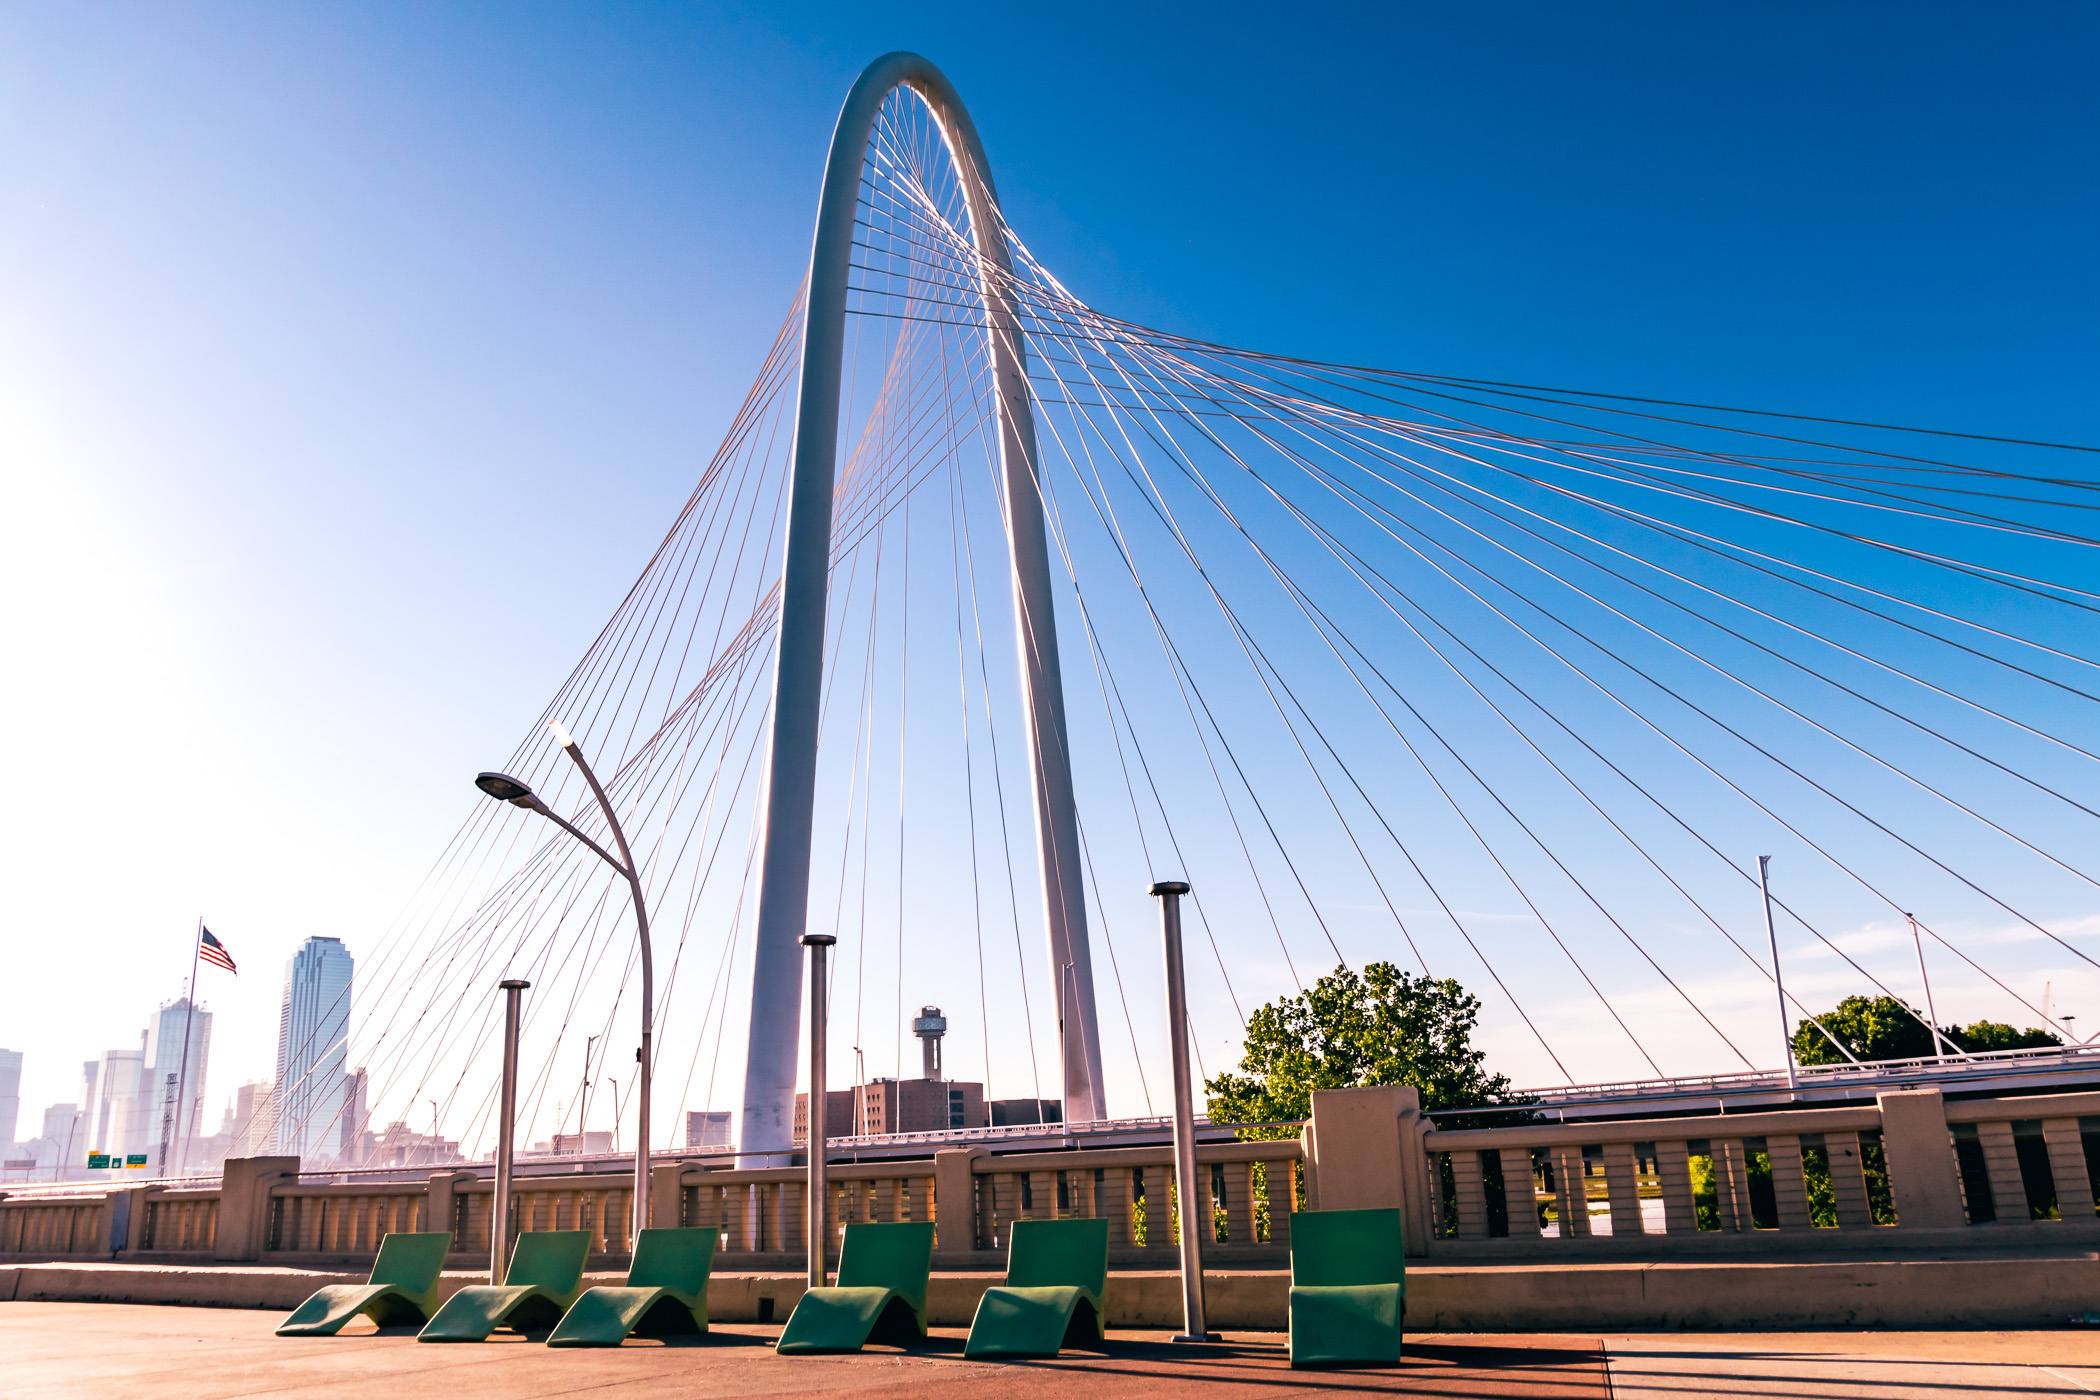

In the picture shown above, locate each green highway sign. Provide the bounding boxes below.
[86,1153,110,1169]
[126,1154,149,1168]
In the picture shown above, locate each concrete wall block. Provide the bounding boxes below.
[1392,1088,1431,1255]
[425,1171,472,1253]
[1876,1088,1965,1230]
[644,1163,681,1231]
[1402,1256,2100,1331]
[1306,1085,1407,1213]
[214,1156,299,1262]
[931,1147,983,1257]
[19,1254,2100,1331]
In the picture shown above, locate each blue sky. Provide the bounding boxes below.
[1,3,2094,1129]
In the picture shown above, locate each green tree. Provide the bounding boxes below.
[1205,962,1534,1133]
[1792,994,2058,1066]
[1952,1020,2061,1054]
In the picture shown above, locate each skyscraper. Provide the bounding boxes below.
[0,1049,20,1147]
[144,998,212,1171]
[229,1080,275,1159]
[274,936,354,1161]
[84,1044,146,1159]
[339,1067,369,1164]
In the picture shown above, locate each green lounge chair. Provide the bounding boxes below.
[1287,1207,1405,1367]
[775,1220,935,1354]
[275,1231,454,1336]
[545,1227,718,1347]
[963,1216,1108,1358]
[416,1229,591,1342]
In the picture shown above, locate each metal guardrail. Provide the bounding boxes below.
[1473,1046,2100,1122]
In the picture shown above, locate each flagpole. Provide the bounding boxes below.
[169,917,203,1177]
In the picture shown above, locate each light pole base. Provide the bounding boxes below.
[1170,1333,1223,1344]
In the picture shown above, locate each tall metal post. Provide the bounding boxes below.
[493,978,530,1284]
[546,723,654,1243]
[801,933,835,1288]
[1907,914,1948,1061]
[1757,857,1797,1091]
[1150,880,1217,1343]
[164,918,203,1177]
[739,52,1106,1164]
[481,722,655,1238]
[580,1034,599,1139]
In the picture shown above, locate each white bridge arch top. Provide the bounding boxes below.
[738,52,1105,1161]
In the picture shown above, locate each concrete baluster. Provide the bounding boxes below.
[1223,1161,1255,1244]
[1450,1149,1490,1240]
[2042,1119,2093,1219]
[1654,1141,1697,1234]
[1549,1146,1589,1236]
[1975,1122,2026,1223]
[1765,1134,1813,1229]
[1498,1147,1540,1236]
[1713,1140,1751,1231]
[1601,1142,1642,1237]
[1823,1131,1878,1228]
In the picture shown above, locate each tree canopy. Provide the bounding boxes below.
[1205,962,1532,1132]
[1792,994,2058,1066]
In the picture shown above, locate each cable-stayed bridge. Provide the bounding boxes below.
[324,53,2100,1169]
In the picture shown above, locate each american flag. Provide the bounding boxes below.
[199,928,237,974]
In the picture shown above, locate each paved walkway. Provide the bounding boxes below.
[1602,1333,2100,1396]
[8,1303,2100,1397]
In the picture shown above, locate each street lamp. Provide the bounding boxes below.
[476,718,656,1247]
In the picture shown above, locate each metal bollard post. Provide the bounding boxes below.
[493,977,530,1284]
[1150,880,1218,1343]
[801,932,835,1289]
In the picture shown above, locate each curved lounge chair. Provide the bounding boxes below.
[1287,1207,1405,1367]
[963,1216,1108,1358]
[416,1229,591,1342]
[776,1220,935,1354]
[545,1227,718,1346]
[275,1231,454,1336]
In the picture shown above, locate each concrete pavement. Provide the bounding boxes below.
[14,1303,2100,1397]
[1602,1333,2100,1397]
[2,1301,1604,1398]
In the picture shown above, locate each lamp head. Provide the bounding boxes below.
[476,772,539,808]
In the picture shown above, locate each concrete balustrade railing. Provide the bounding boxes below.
[8,1081,2100,1269]
[1307,1082,2100,1256]
[967,1139,1303,1260]
[0,1195,111,1257]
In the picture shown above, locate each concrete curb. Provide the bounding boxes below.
[3,1256,2094,1329]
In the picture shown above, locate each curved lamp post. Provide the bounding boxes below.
[476,719,655,1244]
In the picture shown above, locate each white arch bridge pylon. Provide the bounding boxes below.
[744,53,1106,1159]
[336,53,2100,1168]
